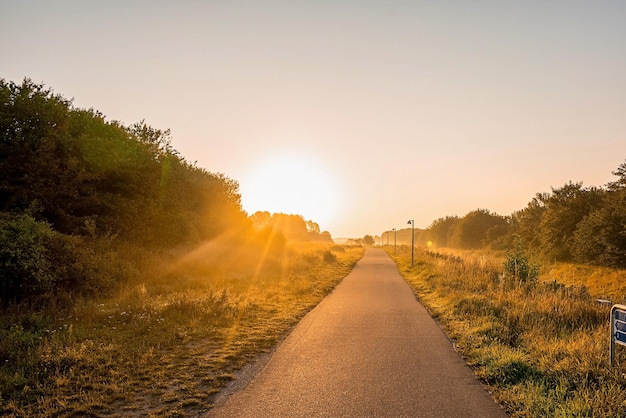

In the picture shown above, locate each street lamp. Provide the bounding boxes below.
[392,228,397,254]
[407,220,414,267]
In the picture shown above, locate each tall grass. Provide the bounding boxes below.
[0,238,363,417]
[389,245,626,417]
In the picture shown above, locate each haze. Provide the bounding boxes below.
[3,1,625,238]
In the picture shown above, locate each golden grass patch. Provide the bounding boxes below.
[390,246,626,417]
[0,241,364,417]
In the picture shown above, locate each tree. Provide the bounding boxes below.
[0,78,89,232]
[511,192,549,251]
[0,78,254,304]
[0,78,246,247]
[319,231,333,242]
[571,194,626,268]
[448,209,508,249]
[607,159,626,191]
[538,182,604,261]
[249,212,330,242]
[426,216,459,248]
[363,235,374,245]
[307,220,321,234]
[571,161,626,267]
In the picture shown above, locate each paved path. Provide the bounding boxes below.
[209,248,507,417]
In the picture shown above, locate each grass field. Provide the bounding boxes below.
[0,238,364,417]
[5,239,624,417]
[389,245,626,417]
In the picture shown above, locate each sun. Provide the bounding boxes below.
[239,152,340,227]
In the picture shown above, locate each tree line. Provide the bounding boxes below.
[249,211,333,243]
[0,79,331,304]
[386,162,626,269]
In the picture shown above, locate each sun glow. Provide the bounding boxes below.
[240,152,341,227]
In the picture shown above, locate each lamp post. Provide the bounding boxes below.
[407,220,414,267]
[393,228,397,254]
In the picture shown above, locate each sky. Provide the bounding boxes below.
[2,1,625,239]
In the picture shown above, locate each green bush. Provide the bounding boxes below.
[44,232,126,297]
[0,214,54,303]
[0,214,125,305]
[503,235,540,285]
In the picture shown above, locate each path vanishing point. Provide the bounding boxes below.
[209,248,508,417]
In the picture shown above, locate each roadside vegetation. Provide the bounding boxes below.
[1,238,362,416]
[0,78,363,416]
[380,154,626,416]
[389,245,626,417]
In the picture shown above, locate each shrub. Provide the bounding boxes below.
[503,235,540,285]
[44,232,125,297]
[0,214,54,303]
[0,214,126,305]
[323,250,337,263]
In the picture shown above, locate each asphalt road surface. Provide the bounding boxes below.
[209,248,507,417]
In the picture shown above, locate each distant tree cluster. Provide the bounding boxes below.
[249,211,333,243]
[388,161,626,269]
[424,209,510,250]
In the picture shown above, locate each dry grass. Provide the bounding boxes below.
[547,263,626,303]
[389,245,626,417]
[0,239,364,417]
[427,247,626,303]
